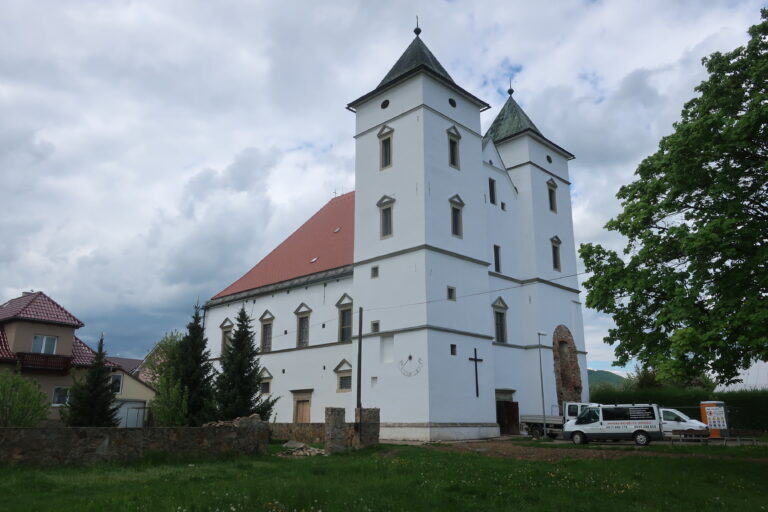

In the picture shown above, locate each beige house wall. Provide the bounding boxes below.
[0,364,155,422]
[4,321,75,355]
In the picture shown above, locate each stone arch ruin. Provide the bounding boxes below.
[551,325,583,412]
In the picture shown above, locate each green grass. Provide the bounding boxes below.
[1,444,766,512]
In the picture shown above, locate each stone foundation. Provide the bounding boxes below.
[269,422,325,444]
[0,418,269,466]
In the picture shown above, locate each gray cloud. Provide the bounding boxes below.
[0,0,763,361]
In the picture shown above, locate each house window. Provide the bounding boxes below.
[447,286,456,301]
[493,245,501,273]
[551,236,562,271]
[450,344,457,355]
[32,335,57,355]
[110,374,123,394]
[261,322,273,353]
[260,380,271,394]
[339,307,353,342]
[338,374,352,391]
[52,387,69,406]
[378,125,394,169]
[547,179,558,213]
[492,297,509,344]
[371,321,380,333]
[447,125,461,169]
[489,178,497,205]
[371,265,379,278]
[377,195,395,238]
[449,194,464,238]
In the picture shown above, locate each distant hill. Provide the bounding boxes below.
[588,369,626,388]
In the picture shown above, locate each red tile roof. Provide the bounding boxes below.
[0,327,15,361]
[107,357,142,373]
[72,337,118,368]
[0,292,84,328]
[213,192,355,299]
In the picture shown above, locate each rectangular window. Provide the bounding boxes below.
[32,335,57,355]
[548,187,557,213]
[371,265,379,278]
[451,206,462,237]
[380,137,392,169]
[489,178,497,205]
[380,206,393,238]
[449,138,460,168]
[339,374,352,391]
[297,316,309,348]
[339,308,352,342]
[552,243,561,271]
[493,245,501,273]
[260,381,271,394]
[261,322,272,353]
[110,374,123,394]
[447,286,456,301]
[52,387,69,406]
[450,344,457,356]
[494,311,507,343]
[371,321,380,333]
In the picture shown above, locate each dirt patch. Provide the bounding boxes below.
[425,440,767,463]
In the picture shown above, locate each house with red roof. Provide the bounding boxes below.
[203,28,589,440]
[0,291,155,426]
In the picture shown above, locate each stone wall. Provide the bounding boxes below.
[269,422,325,444]
[325,408,380,454]
[0,417,269,466]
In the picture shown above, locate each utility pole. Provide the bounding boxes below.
[356,306,363,410]
[537,331,548,438]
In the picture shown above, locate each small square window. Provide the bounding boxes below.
[450,344,457,356]
[371,266,379,278]
[447,286,456,301]
[260,381,271,394]
[52,387,69,406]
[371,321,380,333]
[110,374,123,394]
[338,374,352,392]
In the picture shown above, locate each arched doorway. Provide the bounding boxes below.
[551,325,583,412]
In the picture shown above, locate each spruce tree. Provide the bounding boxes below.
[175,305,216,426]
[216,307,278,420]
[63,335,119,427]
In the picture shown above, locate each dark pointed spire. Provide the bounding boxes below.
[414,16,421,36]
[377,35,454,88]
[485,93,542,143]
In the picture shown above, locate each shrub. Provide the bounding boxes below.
[0,367,50,427]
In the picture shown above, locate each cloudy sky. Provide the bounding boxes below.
[1,0,763,371]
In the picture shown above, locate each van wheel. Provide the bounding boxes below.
[633,431,650,446]
[572,431,586,445]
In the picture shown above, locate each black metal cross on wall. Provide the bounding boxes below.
[468,348,483,397]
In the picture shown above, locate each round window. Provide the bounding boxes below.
[448,98,457,107]
[381,100,390,109]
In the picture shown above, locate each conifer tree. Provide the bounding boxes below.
[63,335,119,427]
[216,307,278,420]
[174,305,216,426]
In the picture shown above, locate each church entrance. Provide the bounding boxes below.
[495,390,519,435]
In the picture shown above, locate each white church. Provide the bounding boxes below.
[203,28,589,441]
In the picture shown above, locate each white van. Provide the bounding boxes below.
[660,408,708,438]
[564,404,664,446]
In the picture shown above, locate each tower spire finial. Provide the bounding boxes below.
[507,76,514,96]
[414,16,421,36]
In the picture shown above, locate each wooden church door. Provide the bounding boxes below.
[496,401,519,435]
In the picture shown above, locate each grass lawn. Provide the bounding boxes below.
[1,443,766,512]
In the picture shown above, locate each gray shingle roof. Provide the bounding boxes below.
[485,93,542,143]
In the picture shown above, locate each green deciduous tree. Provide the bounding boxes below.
[0,366,49,427]
[216,307,278,421]
[62,336,119,427]
[141,330,183,387]
[174,306,216,426]
[150,373,189,426]
[580,11,768,385]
